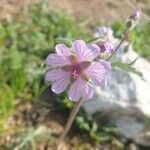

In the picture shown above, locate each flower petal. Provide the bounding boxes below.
[51,72,70,94]
[81,82,94,100]
[55,44,71,57]
[87,44,100,58]
[69,78,94,101]
[72,40,95,62]
[69,78,82,101]
[84,60,111,87]
[46,53,70,67]
[45,69,69,81]
[99,60,111,70]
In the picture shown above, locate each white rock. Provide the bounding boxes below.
[83,35,150,146]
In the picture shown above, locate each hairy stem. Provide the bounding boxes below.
[106,29,129,61]
[57,99,84,149]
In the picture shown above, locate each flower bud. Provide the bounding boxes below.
[98,42,115,53]
[129,11,140,21]
[127,11,141,30]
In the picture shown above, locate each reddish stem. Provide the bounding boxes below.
[106,29,129,61]
[57,99,84,149]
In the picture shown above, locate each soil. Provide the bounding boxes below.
[0,100,102,149]
[1,100,145,149]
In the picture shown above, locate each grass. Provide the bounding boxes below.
[0,3,90,131]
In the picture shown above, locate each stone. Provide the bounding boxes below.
[83,30,150,146]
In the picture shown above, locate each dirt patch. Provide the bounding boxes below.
[0,100,101,149]
[1,100,146,150]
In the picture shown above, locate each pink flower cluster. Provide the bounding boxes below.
[45,40,111,101]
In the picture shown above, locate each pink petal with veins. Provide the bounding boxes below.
[45,69,70,81]
[46,53,70,67]
[55,43,71,57]
[51,71,70,94]
[69,78,93,101]
[72,40,96,62]
[84,60,111,87]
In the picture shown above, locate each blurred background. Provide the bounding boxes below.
[0,0,149,149]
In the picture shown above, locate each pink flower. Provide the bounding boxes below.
[45,40,111,101]
[98,42,115,53]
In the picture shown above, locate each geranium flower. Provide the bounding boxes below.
[45,40,111,101]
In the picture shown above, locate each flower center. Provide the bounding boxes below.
[70,55,90,80]
[71,64,83,79]
[62,55,90,80]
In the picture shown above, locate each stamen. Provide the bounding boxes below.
[82,73,90,82]
[72,70,79,79]
[69,55,91,80]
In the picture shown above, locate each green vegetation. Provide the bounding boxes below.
[112,21,150,59]
[0,3,89,130]
[59,96,117,143]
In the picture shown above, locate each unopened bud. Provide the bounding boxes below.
[126,11,141,30]
[98,42,115,53]
[129,11,140,21]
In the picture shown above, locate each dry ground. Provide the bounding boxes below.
[0,100,130,149]
[0,0,149,25]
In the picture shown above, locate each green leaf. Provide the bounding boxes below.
[87,37,100,43]
[103,127,117,133]
[128,57,138,65]
[90,131,111,142]
[76,116,90,132]
[56,38,72,47]
[112,61,143,79]
[90,122,111,142]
